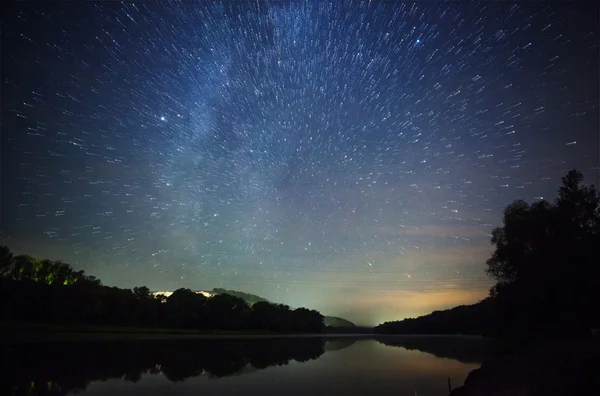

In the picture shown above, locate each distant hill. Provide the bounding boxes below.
[211,288,356,328]
[211,288,269,305]
[323,316,356,327]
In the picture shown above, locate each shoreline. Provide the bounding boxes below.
[2,323,499,343]
[449,338,600,396]
[1,322,382,342]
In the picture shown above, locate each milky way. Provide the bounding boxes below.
[2,2,598,324]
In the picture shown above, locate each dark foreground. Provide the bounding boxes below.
[450,338,600,396]
[1,335,504,396]
[2,334,598,396]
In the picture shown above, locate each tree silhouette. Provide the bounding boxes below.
[133,286,151,300]
[165,288,209,328]
[0,246,326,334]
[376,169,600,338]
[0,253,102,287]
[0,246,14,276]
[487,170,599,286]
[207,293,251,330]
[486,169,600,337]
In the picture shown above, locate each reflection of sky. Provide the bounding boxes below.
[80,340,480,396]
[2,2,598,325]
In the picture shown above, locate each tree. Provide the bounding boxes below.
[8,255,40,281]
[250,301,280,331]
[1,246,328,333]
[556,170,600,234]
[207,294,250,330]
[133,286,151,300]
[165,288,208,328]
[486,169,600,336]
[0,246,14,276]
[487,170,599,286]
[291,308,324,333]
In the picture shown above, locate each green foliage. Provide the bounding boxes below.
[0,251,101,287]
[0,246,14,276]
[0,247,325,333]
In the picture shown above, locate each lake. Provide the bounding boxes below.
[1,335,506,396]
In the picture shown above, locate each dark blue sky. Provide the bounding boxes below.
[2,1,598,325]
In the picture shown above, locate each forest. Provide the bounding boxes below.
[0,248,324,333]
[210,288,356,328]
[376,170,600,339]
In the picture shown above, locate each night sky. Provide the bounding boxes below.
[2,2,598,325]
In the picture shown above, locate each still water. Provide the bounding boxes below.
[2,335,506,396]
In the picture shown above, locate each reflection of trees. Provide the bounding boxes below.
[0,338,327,396]
[374,336,508,364]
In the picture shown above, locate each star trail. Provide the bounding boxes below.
[2,1,598,325]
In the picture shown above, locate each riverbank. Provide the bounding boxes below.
[0,323,261,342]
[449,338,600,396]
[1,322,375,342]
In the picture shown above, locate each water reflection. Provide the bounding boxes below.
[2,337,327,395]
[375,335,508,364]
[0,336,502,396]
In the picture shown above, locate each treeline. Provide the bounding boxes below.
[1,338,327,396]
[0,248,324,333]
[376,170,600,339]
[376,299,498,336]
[210,288,357,328]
